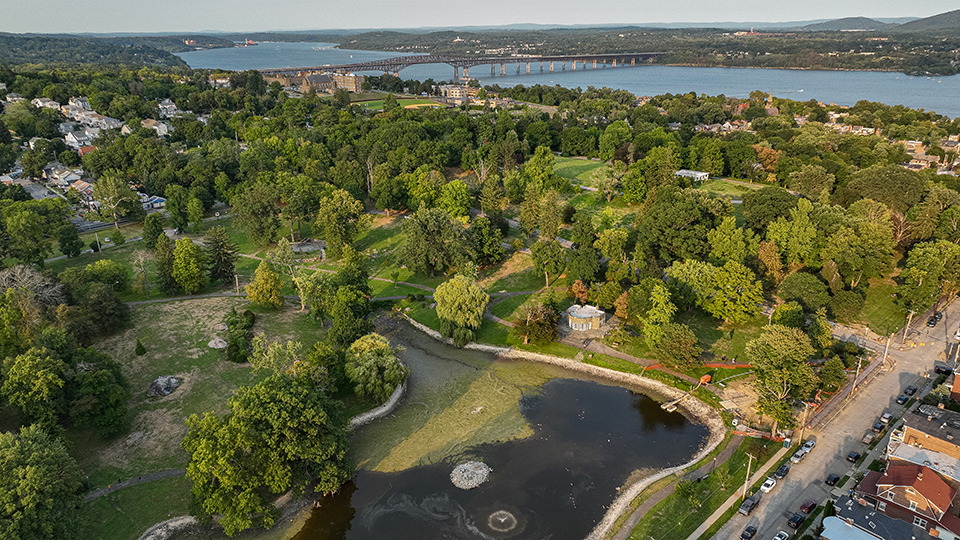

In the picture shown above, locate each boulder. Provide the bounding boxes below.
[148,376,181,397]
[208,338,228,349]
[450,461,492,489]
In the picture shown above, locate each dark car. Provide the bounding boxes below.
[788,512,806,528]
[935,311,944,321]
[928,316,938,327]
[905,386,918,396]
[801,499,817,513]
[775,464,790,479]
[873,421,886,433]
[740,525,758,539]
[847,451,861,463]
[897,395,909,405]
[826,473,841,486]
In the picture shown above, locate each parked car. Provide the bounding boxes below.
[825,473,841,486]
[936,365,954,375]
[761,476,777,493]
[897,395,909,405]
[773,532,790,540]
[775,464,790,479]
[873,421,886,433]
[802,439,816,452]
[847,451,861,463]
[928,316,938,327]
[862,432,876,444]
[881,413,893,424]
[801,499,817,513]
[738,493,760,516]
[905,386,918,396]
[935,311,944,321]
[740,525,757,539]
[790,449,807,463]
[788,512,806,528]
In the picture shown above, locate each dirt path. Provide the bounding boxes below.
[84,469,186,502]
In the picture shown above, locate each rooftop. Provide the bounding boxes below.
[876,463,955,514]
[566,304,605,319]
[903,406,960,443]
[888,442,960,483]
[833,495,922,540]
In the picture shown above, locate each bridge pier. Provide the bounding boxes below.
[631,58,635,66]
[549,61,553,72]
[593,59,597,69]
[526,62,530,74]
[463,67,469,78]
[500,63,505,76]
[612,59,617,67]
[562,61,565,70]
[453,66,458,78]
[540,61,543,72]
[516,63,520,74]
[572,60,576,70]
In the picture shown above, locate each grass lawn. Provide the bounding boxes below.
[490,294,533,320]
[81,475,193,540]
[698,178,762,199]
[554,156,604,186]
[628,438,780,540]
[354,98,443,110]
[859,277,907,335]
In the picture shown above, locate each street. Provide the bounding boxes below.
[711,301,957,540]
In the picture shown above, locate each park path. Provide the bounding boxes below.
[683,446,790,540]
[610,435,744,540]
[84,468,185,502]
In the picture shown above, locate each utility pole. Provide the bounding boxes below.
[882,334,892,369]
[741,453,756,501]
[900,310,915,348]
[850,356,863,398]
[797,403,811,444]
[235,274,240,297]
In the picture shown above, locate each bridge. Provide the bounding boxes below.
[258,52,665,79]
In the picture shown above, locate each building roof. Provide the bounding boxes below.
[833,495,922,540]
[904,406,960,443]
[889,442,960,484]
[876,463,955,514]
[566,304,605,319]
[821,516,885,540]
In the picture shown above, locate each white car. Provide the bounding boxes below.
[790,449,807,464]
[880,413,893,425]
[773,532,790,540]
[802,439,816,452]
[760,476,777,493]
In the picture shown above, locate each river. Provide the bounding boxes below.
[287,322,709,540]
[176,42,960,118]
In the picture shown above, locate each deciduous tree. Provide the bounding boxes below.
[345,333,408,403]
[245,260,283,308]
[172,238,206,295]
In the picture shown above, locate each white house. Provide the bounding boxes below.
[31,97,60,110]
[141,119,172,137]
[675,170,711,185]
[157,98,179,118]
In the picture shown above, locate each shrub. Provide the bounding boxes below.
[89,240,100,253]
[135,340,146,356]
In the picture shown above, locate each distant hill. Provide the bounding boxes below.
[797,17,897,31]
[893,8,960,32]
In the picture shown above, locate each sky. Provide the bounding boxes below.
[0,0,954,34]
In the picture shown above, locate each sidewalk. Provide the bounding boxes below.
[684,446,790,540]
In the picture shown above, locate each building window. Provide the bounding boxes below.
[913,517,927,528]
[886,492,895,501]
[910,500,918,511]
[877,502,886,512]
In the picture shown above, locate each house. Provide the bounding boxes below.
[209,76,231,88]
[59,121,78,135]
[141,119,171,137]
[64,131,93,150]
[855,463,960,538]
[4,93,24,103]
[28,137,48,150]
[139,193,166,209]
[890,407,960,460]
[825,495,922,540]
[675,170,711,185]
[31,97,60,110]
[157,98,179,118]
[78,145,97,158]
[565,305,606,332]
[68,96,91,110]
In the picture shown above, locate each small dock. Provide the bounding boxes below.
[661,375,711,412]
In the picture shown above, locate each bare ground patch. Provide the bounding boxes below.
[478,252,531,290]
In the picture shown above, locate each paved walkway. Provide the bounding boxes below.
[684,446,790,540]
[611,435,745,540]
[84,468,185,502]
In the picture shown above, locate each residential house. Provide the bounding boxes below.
[209,76,231,88]
[138,192,166,209]
[903,140,927,154]
[910,154,941,170]
[78,145,97,158]
[890,407,960,460]
[141,119,171,137]
[64,131,93,150]
[58,121,78,135]
[855,463,960,538]
[31,97,60,110]
[28,137,48,150]
[825,495,922,540]
[157,98,179,118]
[68,96,91,110]
[0,83,6,91]
[4,93,24,103]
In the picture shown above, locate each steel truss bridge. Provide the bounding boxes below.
[258,52,665,78]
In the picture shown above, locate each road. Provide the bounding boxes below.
[712,301,956,539]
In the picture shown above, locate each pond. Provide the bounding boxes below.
[291,322,711,540]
